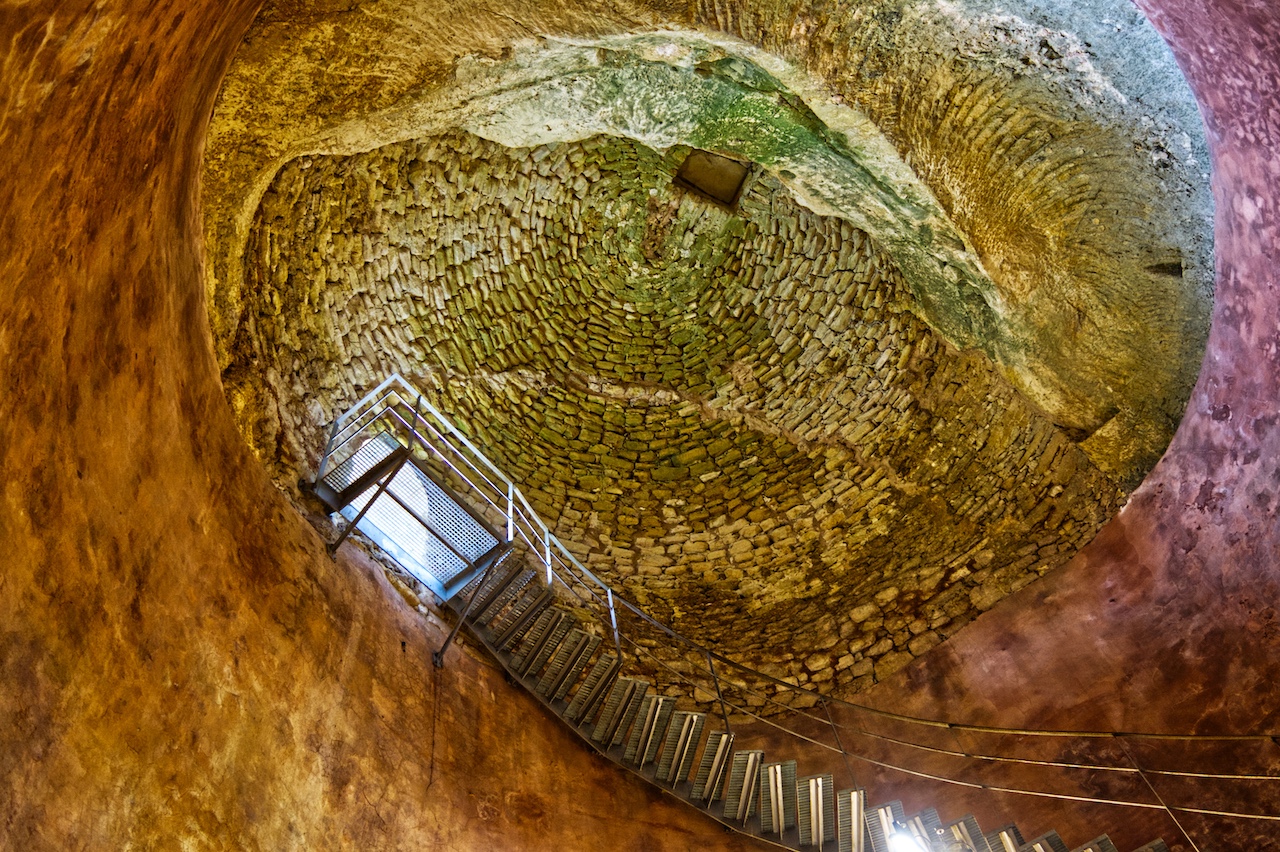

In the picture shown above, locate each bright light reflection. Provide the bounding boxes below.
[889,830,928,852]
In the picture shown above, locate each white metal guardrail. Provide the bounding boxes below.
[308,374,1280,842]
[312,373,623,647]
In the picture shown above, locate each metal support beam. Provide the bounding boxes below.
[707,651,733,735]
[327,455,408,556]
[433,544,512,668]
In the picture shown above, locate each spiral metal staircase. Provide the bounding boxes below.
[308,374,1203,852]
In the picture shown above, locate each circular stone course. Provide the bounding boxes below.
[226,129,1126,697]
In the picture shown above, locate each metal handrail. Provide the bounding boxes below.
[321,377,1280,735]
[315,373,1280,815]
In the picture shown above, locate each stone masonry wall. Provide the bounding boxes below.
[225,130,1123,698]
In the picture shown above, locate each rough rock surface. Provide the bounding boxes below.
[205,1,1214,484]
[228,129,1124,694]
[209,0,1213,698]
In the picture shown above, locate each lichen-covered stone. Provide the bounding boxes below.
[226,129,1127,699]
[206,8,1213,485]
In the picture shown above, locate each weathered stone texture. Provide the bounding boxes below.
[205,0,1214,485]
[227,130,1124,696]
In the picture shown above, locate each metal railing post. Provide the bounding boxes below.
[405,394,424,456]
[607,589,621,656]
[822,697,858,791]
[707,651,733,735]
[544,528,552,585]
[314,419,341,485]
[507,483,515,543]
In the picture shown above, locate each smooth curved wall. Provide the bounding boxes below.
[0,0,1276,850]
[0,2,771,848]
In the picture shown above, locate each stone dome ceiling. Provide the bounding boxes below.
[205,0,1214,696]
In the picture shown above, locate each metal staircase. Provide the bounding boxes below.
[309,375,1177,852]
[445,559,1167,852]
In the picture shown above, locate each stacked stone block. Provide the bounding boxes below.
[227,130,1123,696]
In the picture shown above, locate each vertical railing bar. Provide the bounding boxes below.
[822,697,859,792]
[544,528,552,586]
[707,651,733,735]
[506,482,515,543]
[314,419,342,484]
[607,589,621,656]
[404,394,424,458]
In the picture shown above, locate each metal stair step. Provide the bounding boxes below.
[723,749,764,822]
[609,680,651,749]
[509,603,565,670]
[508,606,559,670]
[987,825,1027,852]
[624,694,676,767]
[1070,837,1119,852]
[550,634,601,702]
[865,801,907,852]
[655,711,705,785]
[536,628,600,700]
[564,652,619,724]
[905,808,942,848]
[493,587,554,650]
[461,552,515,613]
[475,566,535,626]
[534,626,587,697]
[759,759,798,837]
[690,729,734,801]
[519,610,575,678]
[836,788,866,852]
[1130,842,1169,852]
[910,807,942,834]
[797,773,835,849]
[591,677,645,746]
[944,815,994,852]
[1020,831,1070,852]
[454,569,492,608]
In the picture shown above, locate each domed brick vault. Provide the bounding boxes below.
[7,0,1280,849]
[209,5,1212,695]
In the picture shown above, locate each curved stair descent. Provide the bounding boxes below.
[310,374,1174,852]
[446,556,1168,852]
